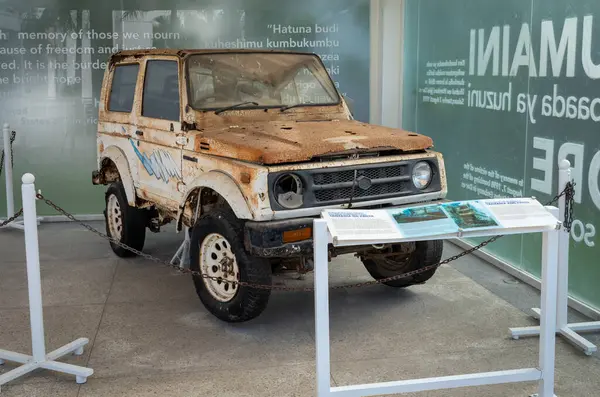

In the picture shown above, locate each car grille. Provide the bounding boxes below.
[314,181,407,202]
[311,163,411,203]
[267,158,441,211]
[312,165,405,186]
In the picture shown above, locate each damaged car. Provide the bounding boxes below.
[93,49,447,322]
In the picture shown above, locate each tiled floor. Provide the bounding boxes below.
[1,222,599,396]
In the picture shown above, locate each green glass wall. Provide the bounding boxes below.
[0,0,370,216]
[403,0,600,311]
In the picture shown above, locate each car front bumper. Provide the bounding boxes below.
[243,199,446,258]
[244,217,316,258]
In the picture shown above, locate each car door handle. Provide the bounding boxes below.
[135,130,144,136]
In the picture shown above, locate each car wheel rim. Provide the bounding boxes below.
[369,244,415,274]
[107,194,123,240]
[199,233,240,303]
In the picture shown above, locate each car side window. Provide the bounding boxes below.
[142,60,180,121]
[108,64,139,113]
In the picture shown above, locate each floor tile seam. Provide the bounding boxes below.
[65,359,318,382]
[83,258,120,374]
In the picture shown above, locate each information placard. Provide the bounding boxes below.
[322,198,559,245]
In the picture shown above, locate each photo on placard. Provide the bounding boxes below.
[387,204,458,239]
[441,201,500,230]
[392,204,449,223]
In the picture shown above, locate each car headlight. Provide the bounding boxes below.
[274,173,304,209]
[412,161,432,189]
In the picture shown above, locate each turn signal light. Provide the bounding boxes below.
[283,227,312,243]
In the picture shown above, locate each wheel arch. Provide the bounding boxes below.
[176,171,254,231]
[100,145,136,206]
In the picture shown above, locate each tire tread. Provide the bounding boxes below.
[190,209,271,322]
[104,182,146,257]
[362,240,443,288]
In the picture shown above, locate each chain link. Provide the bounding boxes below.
[33,184,575,292]
[0,208,23,228]
[0,130,16,177]
[542,180,575,233]
[563,181,575,233]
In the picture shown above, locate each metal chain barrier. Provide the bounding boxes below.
[0,208,23,228]
[31,183,575,292]
[0,130,16,177]
[562,181,575,233]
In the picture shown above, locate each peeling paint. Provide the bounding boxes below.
[188,120,433,165]
[130,138,182,183]
[95,49,447,231]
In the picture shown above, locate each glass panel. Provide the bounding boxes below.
[142,60,180,121]
[108,64,139,113]
[0,1,370,217]
[187,53,340,110]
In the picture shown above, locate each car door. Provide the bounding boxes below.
[132,57,185,207]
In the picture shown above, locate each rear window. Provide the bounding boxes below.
[108,64,139,113]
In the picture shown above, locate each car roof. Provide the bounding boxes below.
[111,48,318,60]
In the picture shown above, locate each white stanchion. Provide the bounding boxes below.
[0,174,93,392]
[1,124,42,230]
[313,205,562,397]
[510,160,600,356]
[1,123,24,231]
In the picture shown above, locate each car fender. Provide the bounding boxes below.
[100,145,136,206]
[178,171,254,225]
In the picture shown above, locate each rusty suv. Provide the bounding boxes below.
[92,49,448,322]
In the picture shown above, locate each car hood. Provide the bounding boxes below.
[190,120,434,165]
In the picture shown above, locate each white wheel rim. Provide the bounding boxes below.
[199,233,240,302]
[107,194,123,240]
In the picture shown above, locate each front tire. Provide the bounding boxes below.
[190,209,272,323]
[104,182,146,257]
[360,240,443,288]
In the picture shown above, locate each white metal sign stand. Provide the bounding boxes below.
[1,123,24,231]
[0,174,93,392]
[313,205,561,397]
[510,160,600,356]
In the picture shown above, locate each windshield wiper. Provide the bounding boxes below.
[279,103,307,112]
[214,101,259,115]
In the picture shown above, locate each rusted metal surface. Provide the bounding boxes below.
[188,119,433,165]
[110,48,318,63]
[95,49,448,234]
[179,154,269,223]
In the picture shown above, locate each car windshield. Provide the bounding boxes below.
[186,52,340,111]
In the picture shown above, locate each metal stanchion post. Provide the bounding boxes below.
[510,160,600,356]
[0,174,93,392]
[3,124,14,220]
[1,124,24,231]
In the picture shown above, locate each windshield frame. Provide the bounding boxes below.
[184,51,342,113]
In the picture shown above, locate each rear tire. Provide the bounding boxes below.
[104,182,146,257]
[190,209,272,323]
[361,240,443,288]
